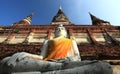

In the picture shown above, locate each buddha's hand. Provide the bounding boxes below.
[48,59,57,62]
[48,58,66,62]
[55,58,68,63]
[26,54,43,60]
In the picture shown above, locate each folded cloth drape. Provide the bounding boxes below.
[44,38,72,61]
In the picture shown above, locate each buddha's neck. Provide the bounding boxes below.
[55,35,65,39]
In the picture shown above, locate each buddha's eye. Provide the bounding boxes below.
[56,28,59,30]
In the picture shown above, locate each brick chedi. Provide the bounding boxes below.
[0,7,120,63]
[51,6,72,25]
[12,12,34,26]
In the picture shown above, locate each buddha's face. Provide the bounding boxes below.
[55,25,67,37]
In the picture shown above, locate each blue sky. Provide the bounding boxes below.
[0,0,120,26]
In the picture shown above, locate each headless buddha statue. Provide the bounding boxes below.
[0,24,112,74]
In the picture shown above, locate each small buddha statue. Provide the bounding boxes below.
[0,24,112,74]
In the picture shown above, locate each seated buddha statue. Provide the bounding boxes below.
[40,24,81,61]
[0,24,112,74]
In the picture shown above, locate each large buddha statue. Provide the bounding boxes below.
[0,25,112,74]
[41,24,81,61]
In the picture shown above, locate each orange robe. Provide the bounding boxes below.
[44,38,72,61]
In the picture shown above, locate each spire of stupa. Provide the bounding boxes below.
[12,12,34,26]
[89,12,110,26]
[59,5,62,10]
[51,6,72,25]
[23,12,34,25]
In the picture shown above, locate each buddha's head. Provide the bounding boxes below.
[54,24,67,38]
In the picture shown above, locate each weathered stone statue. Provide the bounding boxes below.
[0,24,112,74]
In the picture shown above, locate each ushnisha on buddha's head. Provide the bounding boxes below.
[54,24,67,38]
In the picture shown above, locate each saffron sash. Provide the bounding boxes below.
[44,38,72,60]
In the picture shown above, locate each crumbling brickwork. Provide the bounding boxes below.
[0,44,119,61]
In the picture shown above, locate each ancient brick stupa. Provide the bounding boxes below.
[0,6,120,63]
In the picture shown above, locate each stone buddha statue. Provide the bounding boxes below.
[40,24,81,61]
[0,24,112,74]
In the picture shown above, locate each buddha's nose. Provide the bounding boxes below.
[58,28,61,32]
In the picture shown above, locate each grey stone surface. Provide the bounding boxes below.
[0,56,112,74]
[12,72,41,74]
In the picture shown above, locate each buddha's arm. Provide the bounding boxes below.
[26,40,49,60]
[40,40,49,59]
[72,40,81,61]
[26,54,43,60]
